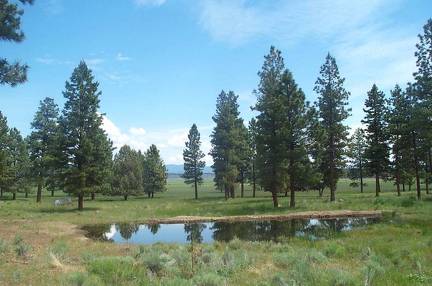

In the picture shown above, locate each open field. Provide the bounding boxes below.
[0,178,431,285]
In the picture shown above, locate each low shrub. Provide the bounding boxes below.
[193,272,225,286]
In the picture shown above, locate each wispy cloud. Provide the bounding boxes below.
[134,0,166,7]
[43,0,64,15]
[116,53,132,61]
[35,56,72,65]
[102,115,213,164]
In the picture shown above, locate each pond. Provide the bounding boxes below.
[82,217,380,244]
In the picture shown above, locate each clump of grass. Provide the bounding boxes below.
[87,256,143,284]
[138,248,169,276]
[64,272,87,286]
[400,196,416,207]
[0,238,8,255]
[13,235,31,258]
[362,249,385,286]
[49,240,69,261]
[328,269,355,286]
[193,272,224,286]
[323,241,345,258]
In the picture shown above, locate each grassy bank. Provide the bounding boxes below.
[0,178,431,285]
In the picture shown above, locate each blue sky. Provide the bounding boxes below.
[0,0,430,164]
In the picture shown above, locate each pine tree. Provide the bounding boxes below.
[0,0,33,86]
[280,69,310,208]
[6,128,30,199]
[59,61,112,210]
[112,145,143,200]
[362,84,390,197]
[182,124,205,200]
[348,128,367,193]
[210,90,244,199]
[142,144,167,198]
[28,97,59,202]
[387,85,410,196]
[412,18,432,199]
[254,47,287,207]
[237,122,250,198]
[314,53,350,202]
[0,111,10,197]
[247,118,258,198]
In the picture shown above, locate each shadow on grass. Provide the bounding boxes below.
[33,207,101,213]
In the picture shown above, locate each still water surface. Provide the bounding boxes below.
[82,217,379,244]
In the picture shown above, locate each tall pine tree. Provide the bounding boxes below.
[182,124,206,200]
[0,111,10,198]
[28,97,59,202]
[210,90,244,199]
[362,84,389,197]
[314,54,350,202]
[59,61,112,210]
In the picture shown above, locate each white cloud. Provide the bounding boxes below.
[102,115,213,165]
[84,58,105,69]
[198,0,394,46]
[35,56,72,65]
[134,0,166,7]
[116,53,132,61]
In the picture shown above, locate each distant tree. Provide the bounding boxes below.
[314,53,350,202]
[306,106,326,197]
[142,144,167,198]
[0,111,10,198]
[58,61,112,210]
[0,0,33,86]
[28,97,59,202]
[112,145,143,200]
[247,118,258,197]
[237,122,250,198]
[347,128,367,193]
[387,85,410,196]
[210,90,244,199]
[362,84,390,197]
[182,124,205,200]
[6,128,30,199]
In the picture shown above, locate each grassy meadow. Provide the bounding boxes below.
[0,177,431,285]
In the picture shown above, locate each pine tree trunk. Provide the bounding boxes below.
[25,192,28,198]
[425,178,429,195]
[0,188,3,198]
[12,192,16,200]
[412,132,421,200]
[284,191,288,197]
[360,159,364,193]
[402,183,405,192]
[51,189,54,197]
[240,172,244,198]
[36,180,42,203]
[375,173,380,197]
[252,163,256,198]
[78,193,84,210]
[330,183,336,202]
[91,192,95,200]
[290,182,295,208]
[194,178,198,200]
[151,192,154,198]
[319,187,324,197]
[148,192,151,198]
[271,191,279,208]
[230,186,235,198]
[124,195,128,200]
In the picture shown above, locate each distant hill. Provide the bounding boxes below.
[166,164,213,174]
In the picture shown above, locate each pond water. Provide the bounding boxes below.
[82,217,380,244]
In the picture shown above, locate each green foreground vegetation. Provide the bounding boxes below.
[0,178,431,285]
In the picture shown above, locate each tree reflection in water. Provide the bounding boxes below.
[81,217,380,244]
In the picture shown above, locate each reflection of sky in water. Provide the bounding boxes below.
[104,223,215,244]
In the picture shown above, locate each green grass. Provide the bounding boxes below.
[0,177,431,285]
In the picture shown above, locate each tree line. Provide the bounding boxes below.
[184,19,432,207]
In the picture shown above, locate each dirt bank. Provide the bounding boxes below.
[144,210,382,224]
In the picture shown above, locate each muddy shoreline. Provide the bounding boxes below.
[142,210,382,225]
